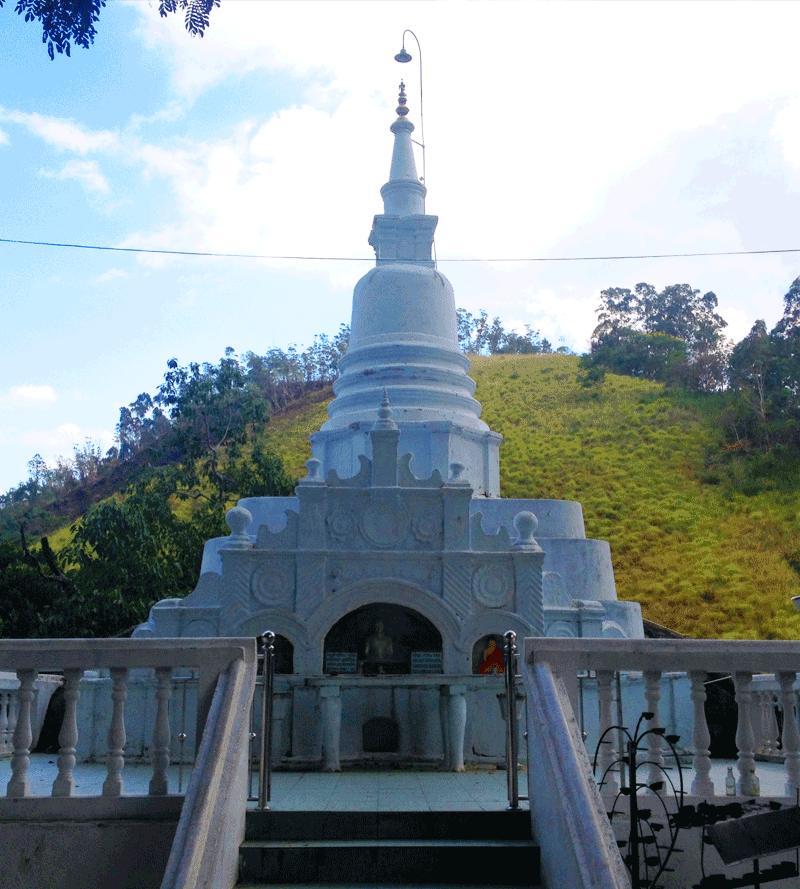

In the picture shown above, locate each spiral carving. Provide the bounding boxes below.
[472,562,513,608]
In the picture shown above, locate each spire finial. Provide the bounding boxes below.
[396,81,409,118]
[373,389,398,430]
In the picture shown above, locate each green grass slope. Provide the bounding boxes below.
[259,353,800,639]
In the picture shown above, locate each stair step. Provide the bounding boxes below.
[239,809,540,886]
[241,838,536,849]
[239,839,539,885]
[244,809,533,841]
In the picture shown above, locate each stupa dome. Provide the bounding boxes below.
[349,263,458,348]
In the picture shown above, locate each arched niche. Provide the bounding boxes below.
[472,634,506,675]
[265,634,295,675]
[324,603,443,676]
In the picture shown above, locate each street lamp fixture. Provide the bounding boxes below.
[394,30,425,186]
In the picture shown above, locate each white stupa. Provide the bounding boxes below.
[134,82,643,769]
[311,82,501,497]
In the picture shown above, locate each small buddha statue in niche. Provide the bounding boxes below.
[363,620,394,673]
[478,638,505,675]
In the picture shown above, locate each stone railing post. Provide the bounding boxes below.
[0,690,9,756]
[103,667,129,797]
[596,670,618,794]
[644,671,665,791]
[690,670,714,797]
[734,671,759,796]
[149,666,173,795]
[754,690,778,756]
[52,669,82,797]
[7,669,37,797]
[778,672,800,796]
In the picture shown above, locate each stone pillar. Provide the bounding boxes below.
[441,684,467,772]
[512,511,545,635]
[319,684,342,772]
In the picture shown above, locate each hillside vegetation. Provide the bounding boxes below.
[260,353,800,640]
[3,287,797,641]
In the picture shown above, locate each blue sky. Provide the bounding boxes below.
[1,0,800,494]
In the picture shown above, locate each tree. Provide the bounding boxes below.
[720,279,800,484]
[456,308,475,353]
[153,350,268,505]
[1,0,219,60]
[729,320,771,435]
[588,282,728,390]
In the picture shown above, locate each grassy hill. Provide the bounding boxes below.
[260,353,800,640]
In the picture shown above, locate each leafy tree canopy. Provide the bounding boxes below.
[1,0,219,59]
[587,282,728,391]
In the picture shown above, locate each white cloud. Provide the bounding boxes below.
[128,104,185,130]
[117,94,386,286]
[19,422,112,451]
[524,288,601,353]
[41,158,111,194]
[95,268,128,283]
[0,128,8,147]
[772,96,800,169]
[8,385,58,405]
[723,306,757,345]
[0,107,118,154]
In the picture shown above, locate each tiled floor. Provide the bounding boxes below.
[261,768,518,811]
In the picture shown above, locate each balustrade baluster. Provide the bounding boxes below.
[596,670,617,793]
[102,667,128,797]
[766,691,779,758]
[751,691,765,756]
[52,669,82,797]
[0,691,9,756]
[7,669,38,798]
[8,693,18,764]
[734,671,759,796]
[644,671,665,791]
[761,689,778,756]
[149,666,172,795]
[778,672,800,796]
[690,671,714,796]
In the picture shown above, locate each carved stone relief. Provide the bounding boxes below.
[327,557,441,595]
[472,562,514,609]
[251,559,295,607]
[360,498,410,548]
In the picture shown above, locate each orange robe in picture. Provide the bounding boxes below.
[478,639,505,674]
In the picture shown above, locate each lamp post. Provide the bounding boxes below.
[394,30,426,187]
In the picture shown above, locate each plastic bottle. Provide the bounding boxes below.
[726,766,736,796]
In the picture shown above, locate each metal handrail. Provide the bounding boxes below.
[504,630,529,809]
[257,630,275,810]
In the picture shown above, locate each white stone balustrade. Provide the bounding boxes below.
[0,639,253,801]
[526,638,800,801]
[0,671,63,762]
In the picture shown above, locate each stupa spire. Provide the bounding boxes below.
[368,82,435,265]
[380,81,426,217]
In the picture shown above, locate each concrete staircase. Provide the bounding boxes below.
[237,809,540,887]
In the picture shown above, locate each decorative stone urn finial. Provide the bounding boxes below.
[396,81,409,118]
[513,510,542,551]
[299,457,325,485]
[225,505,253,549]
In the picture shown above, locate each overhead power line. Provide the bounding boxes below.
[1,236,800,263]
